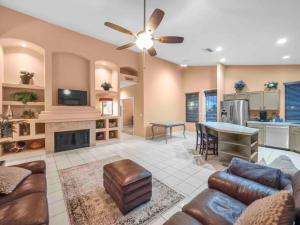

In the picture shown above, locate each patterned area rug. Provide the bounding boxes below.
[59,156,184,225]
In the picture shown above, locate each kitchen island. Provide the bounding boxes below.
[201,122,259,165]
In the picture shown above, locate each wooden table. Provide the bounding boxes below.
[201,122,259,165]
[150,121,186,143]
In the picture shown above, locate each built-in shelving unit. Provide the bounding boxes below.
[2,83,44,90]
[95,116,120,143]
[3,101,45,106]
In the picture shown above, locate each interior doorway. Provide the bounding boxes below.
[120,98,134,135]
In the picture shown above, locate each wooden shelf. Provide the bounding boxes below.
[108,127,119,131]
[220,140,249,147]
[3,101,45,106]
[96,128,106,132]
[95,90,118,96]
[0,149,45,160]
[2,83,44,90]
[0,134,45,143]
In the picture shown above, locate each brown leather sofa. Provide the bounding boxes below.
[0,160,49,225]
[164,158,300,225]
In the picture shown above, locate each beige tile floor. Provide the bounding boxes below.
[4,132,300,225]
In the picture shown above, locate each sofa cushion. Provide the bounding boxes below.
[0,174,46,205]
[12,161,46,174]
[234,191,295,225]
[0,193,49,225]
[183,189,246,225]
[164,212,203,225]
[228,158,282,189]
[208,171,277,205]
[0,167,31,194]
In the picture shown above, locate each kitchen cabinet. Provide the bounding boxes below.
[223,93,249,101]
[224,94,236,101]
[249,92,264,110]
[290,126,300,153]
[247,123,265,145]
[263,90,280,110]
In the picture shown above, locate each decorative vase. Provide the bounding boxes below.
[21,76,31,84]
[6,105,13,120]
[29,141,43,149]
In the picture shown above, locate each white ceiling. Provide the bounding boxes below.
[1,0,300,66]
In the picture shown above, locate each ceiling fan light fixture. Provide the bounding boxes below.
[136,32,154,50]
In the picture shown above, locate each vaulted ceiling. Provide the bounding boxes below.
[1,0,299,65]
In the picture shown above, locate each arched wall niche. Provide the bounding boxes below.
[52,51,90,106]
[95,60,119,92]
[120,67,138,77]
[0,38,45,87]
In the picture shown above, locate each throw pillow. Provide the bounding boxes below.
[0,166,32,194]
[234,191,295,225]
[269,155,298,177]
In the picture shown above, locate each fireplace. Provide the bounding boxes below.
[55,129,90,152]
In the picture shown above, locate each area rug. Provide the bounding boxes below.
[59,156,184,225]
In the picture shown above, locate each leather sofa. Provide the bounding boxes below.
[0,160,49,225]
[164,158,300,225]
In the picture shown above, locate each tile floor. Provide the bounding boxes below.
[4,131,300,225]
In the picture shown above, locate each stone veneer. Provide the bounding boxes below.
[45,121,96,154]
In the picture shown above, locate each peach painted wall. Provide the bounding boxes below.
[143,55,184,137]
[52,52,90,105]
[3,46,44,86]
[224,65,300,118]
[182,66,217,131]
[0,46,3,114]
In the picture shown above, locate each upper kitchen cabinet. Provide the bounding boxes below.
[249,91,263,110]
[224,93,249,101]
[263,90,280,110]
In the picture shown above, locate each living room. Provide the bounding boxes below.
[0,1,300,225]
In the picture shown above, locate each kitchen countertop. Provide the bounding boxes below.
[247,121,300,126]
[201,122,259,135]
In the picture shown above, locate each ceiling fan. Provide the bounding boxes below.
[104,0,184,56]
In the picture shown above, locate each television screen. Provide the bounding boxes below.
[58,89,87,106]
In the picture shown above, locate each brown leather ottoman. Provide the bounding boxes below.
[103,159,152,214]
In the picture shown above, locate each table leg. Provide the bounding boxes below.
[183,124,186,138]
[170,126,173,139]
[151,125,155,139]
[165,127,168,144]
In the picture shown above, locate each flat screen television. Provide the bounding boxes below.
[58,88,87,106]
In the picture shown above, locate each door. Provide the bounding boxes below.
[263,91,280,110]
[121,98,134,135]
[249,92,263,110]
[232,100,249,126]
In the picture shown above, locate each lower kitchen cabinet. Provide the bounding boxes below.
[290,126,300,153]
[247,123,265,145]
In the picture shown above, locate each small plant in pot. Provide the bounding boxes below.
[14,92,37,104]
[265,81,279,90]
[234,80,246,92]
[20,70,34,85]
[21,110,35,119]
[101,82,112,91]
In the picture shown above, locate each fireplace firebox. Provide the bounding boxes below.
[55,129,90,152]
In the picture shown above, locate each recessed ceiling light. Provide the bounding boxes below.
[277,38,288,45]
[21,43,27,48]
[220,58,226,63]
[216,46,223,52]
[282,55,290,59]
[180,64,188,67]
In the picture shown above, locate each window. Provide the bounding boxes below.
[205,90,217,122]
[186,93,199,122]
[285,82,300,122]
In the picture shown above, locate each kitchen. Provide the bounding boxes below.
[221,81,300,153]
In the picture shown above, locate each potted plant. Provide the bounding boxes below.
[21,110,35,119]
[20,70,34,85]
[234,80,246,92]
[14,92,38,104]
[264,81,279,90]
[19,122,30,136]
[101,82,112,91]
[0,116,17,138]
[96,120,105,129]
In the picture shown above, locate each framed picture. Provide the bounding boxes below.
[100,98,113,116]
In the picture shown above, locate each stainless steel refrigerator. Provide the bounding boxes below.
[221,100,249,126]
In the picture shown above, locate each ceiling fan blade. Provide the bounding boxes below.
[147,47,157,56]
[104,22,134,36]
[116,42,136,50]
[156,36,184,43]
[146,9,165,33]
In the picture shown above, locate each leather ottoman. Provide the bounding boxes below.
[103,159,152,214]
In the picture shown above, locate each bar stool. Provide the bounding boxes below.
[195,123,203,154]
[200,124,218,160]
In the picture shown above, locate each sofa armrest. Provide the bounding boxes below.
[11,160,46,174]
[293,171,300,225]
[208,171,277,205]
